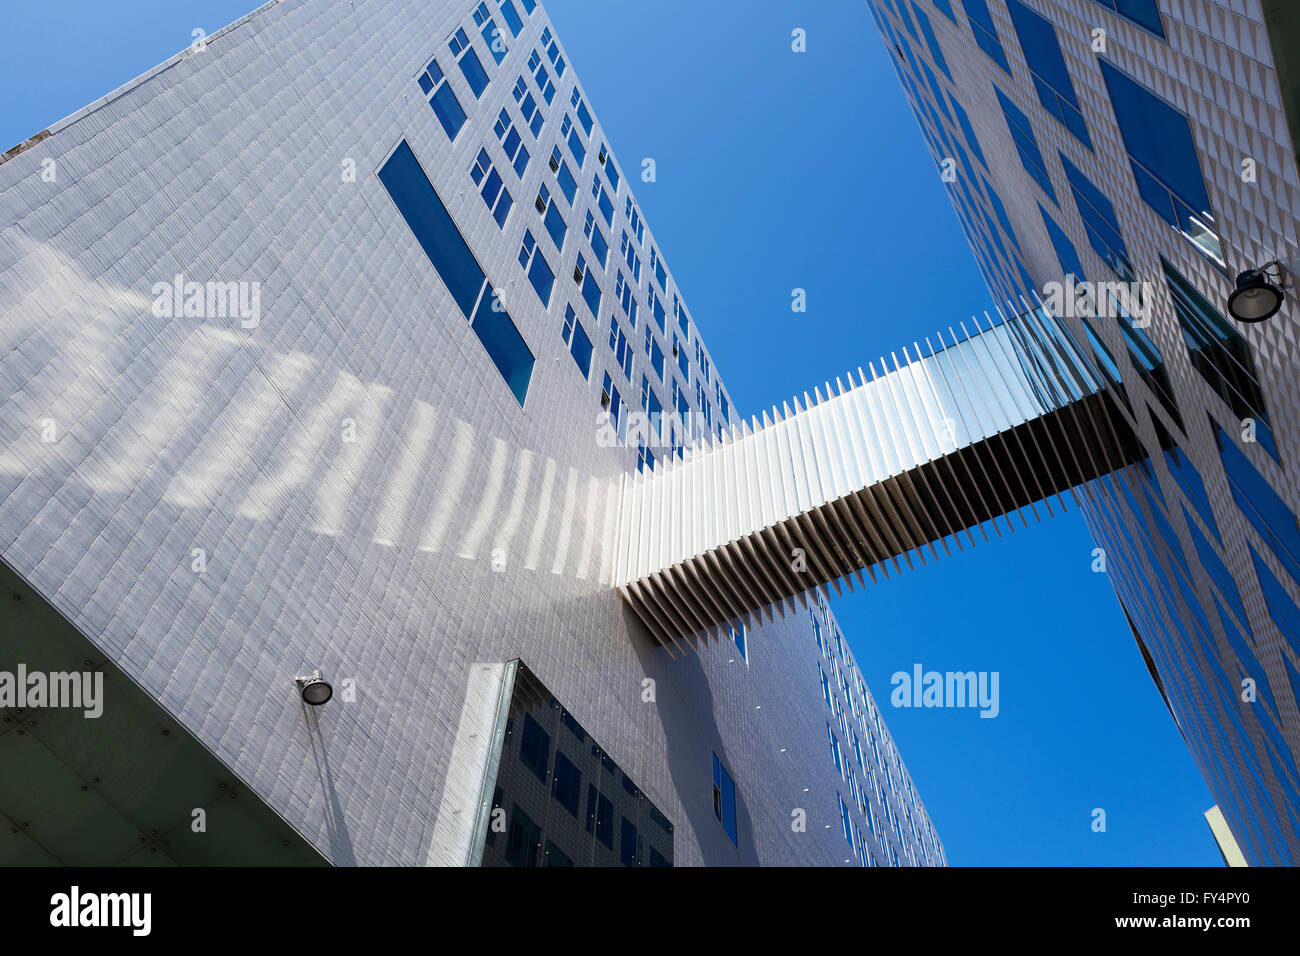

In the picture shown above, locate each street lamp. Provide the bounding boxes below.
[295,669,333,706]
[1227,261,1286,323]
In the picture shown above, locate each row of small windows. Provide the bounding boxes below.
[413,3,731,446]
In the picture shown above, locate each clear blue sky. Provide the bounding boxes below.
[0,0,1218,865]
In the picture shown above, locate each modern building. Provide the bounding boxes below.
[0,0,942,866]
[868,0,1300,864]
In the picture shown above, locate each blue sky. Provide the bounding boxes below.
[0,0,1218,864]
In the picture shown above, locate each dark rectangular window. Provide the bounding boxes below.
[499,0,524,36]
[574,253,601,316]
[505,805,541,866]
[583,212,609,267]
[591,178,615,226]
[1007,0,1091,147]
[1098,59,1221,266]
[963,0,1010,72]
[1061,155,1132,279]
[1217,427,1300,587]
[472,3,507,65]
[620,818,639,866]
[549,147,577,203]
[1162,258,1277,461]
[469,147,512,228]
[418,57,467,140]
[518,229,554,306]
[1090,0,1164,38]
[378,142,536,407]
[996,89,1056,201]
[712,753,738,846]
[448,28,489,98]
[493,108,529,175]
[1040,202,1084,281]
[551,750,582,817]
[517,712,551,782]
[561,304,593,379]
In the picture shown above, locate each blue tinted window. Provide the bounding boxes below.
[379,141,483,316]
[932,0,955,20]
[949,96,987,169]
[1217,428,1300,586]
[540,191,566,250]
[379,142,533,406]
[454,44,489,98]
[1165,444,1220,542]
[1251,547,1300,661]
[712,754,738,846]
[911,3,950,80]
[1183,507,1247,627]
[1162,259,1277,462]
[562,304,593,379]
[1098,59,1221,266]
[963,0,1010,71]
[518,230,554,306]
[583,211,609,267]
[470,285,534,406]
[499,0,523,36]
[996,89,1056,201]
[592,178,614,225]
[1040,203,1084,280]
[422,57,467,140]
[562,114,586,166]
[1061,154,1131,278]
[1092,0,1164,38]
[519,0,536,11]
[1007,0,1091,147]
[550,148,577,203]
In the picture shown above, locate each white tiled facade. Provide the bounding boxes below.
[871,0,1300,864]
[0,0,941,866]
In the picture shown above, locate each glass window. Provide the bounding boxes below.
[1040,202,1084,281]
[549,147,577,203]
[493,108,529,175]
[1090,0,1164,38]
[996,89,1056,201]
[1007,0,1091,147]
[1098,59,1221,266]
[963,0,1010,72]
[1216,427,1300,586]
[551,750,581,817]
[472,4,507,65]
[498,0,524,36]
[1061,154,1132,278]
[561,114,586,167]
[419,57,467,140]
[511,76,543,136]
[519,713,550,781]
[469,147,513,228]
[582,211,609,268]
[448,28,489,97]
[591,178,615,226]
[570,88,594,135]
[526,49,556,104]
[573,252,602,317]
[712,753,738,845]
[518,229,555,306]
[561,305,593,379]
[910,2,951,81]
[1163,258,1277,461]
[535,184,566,251]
